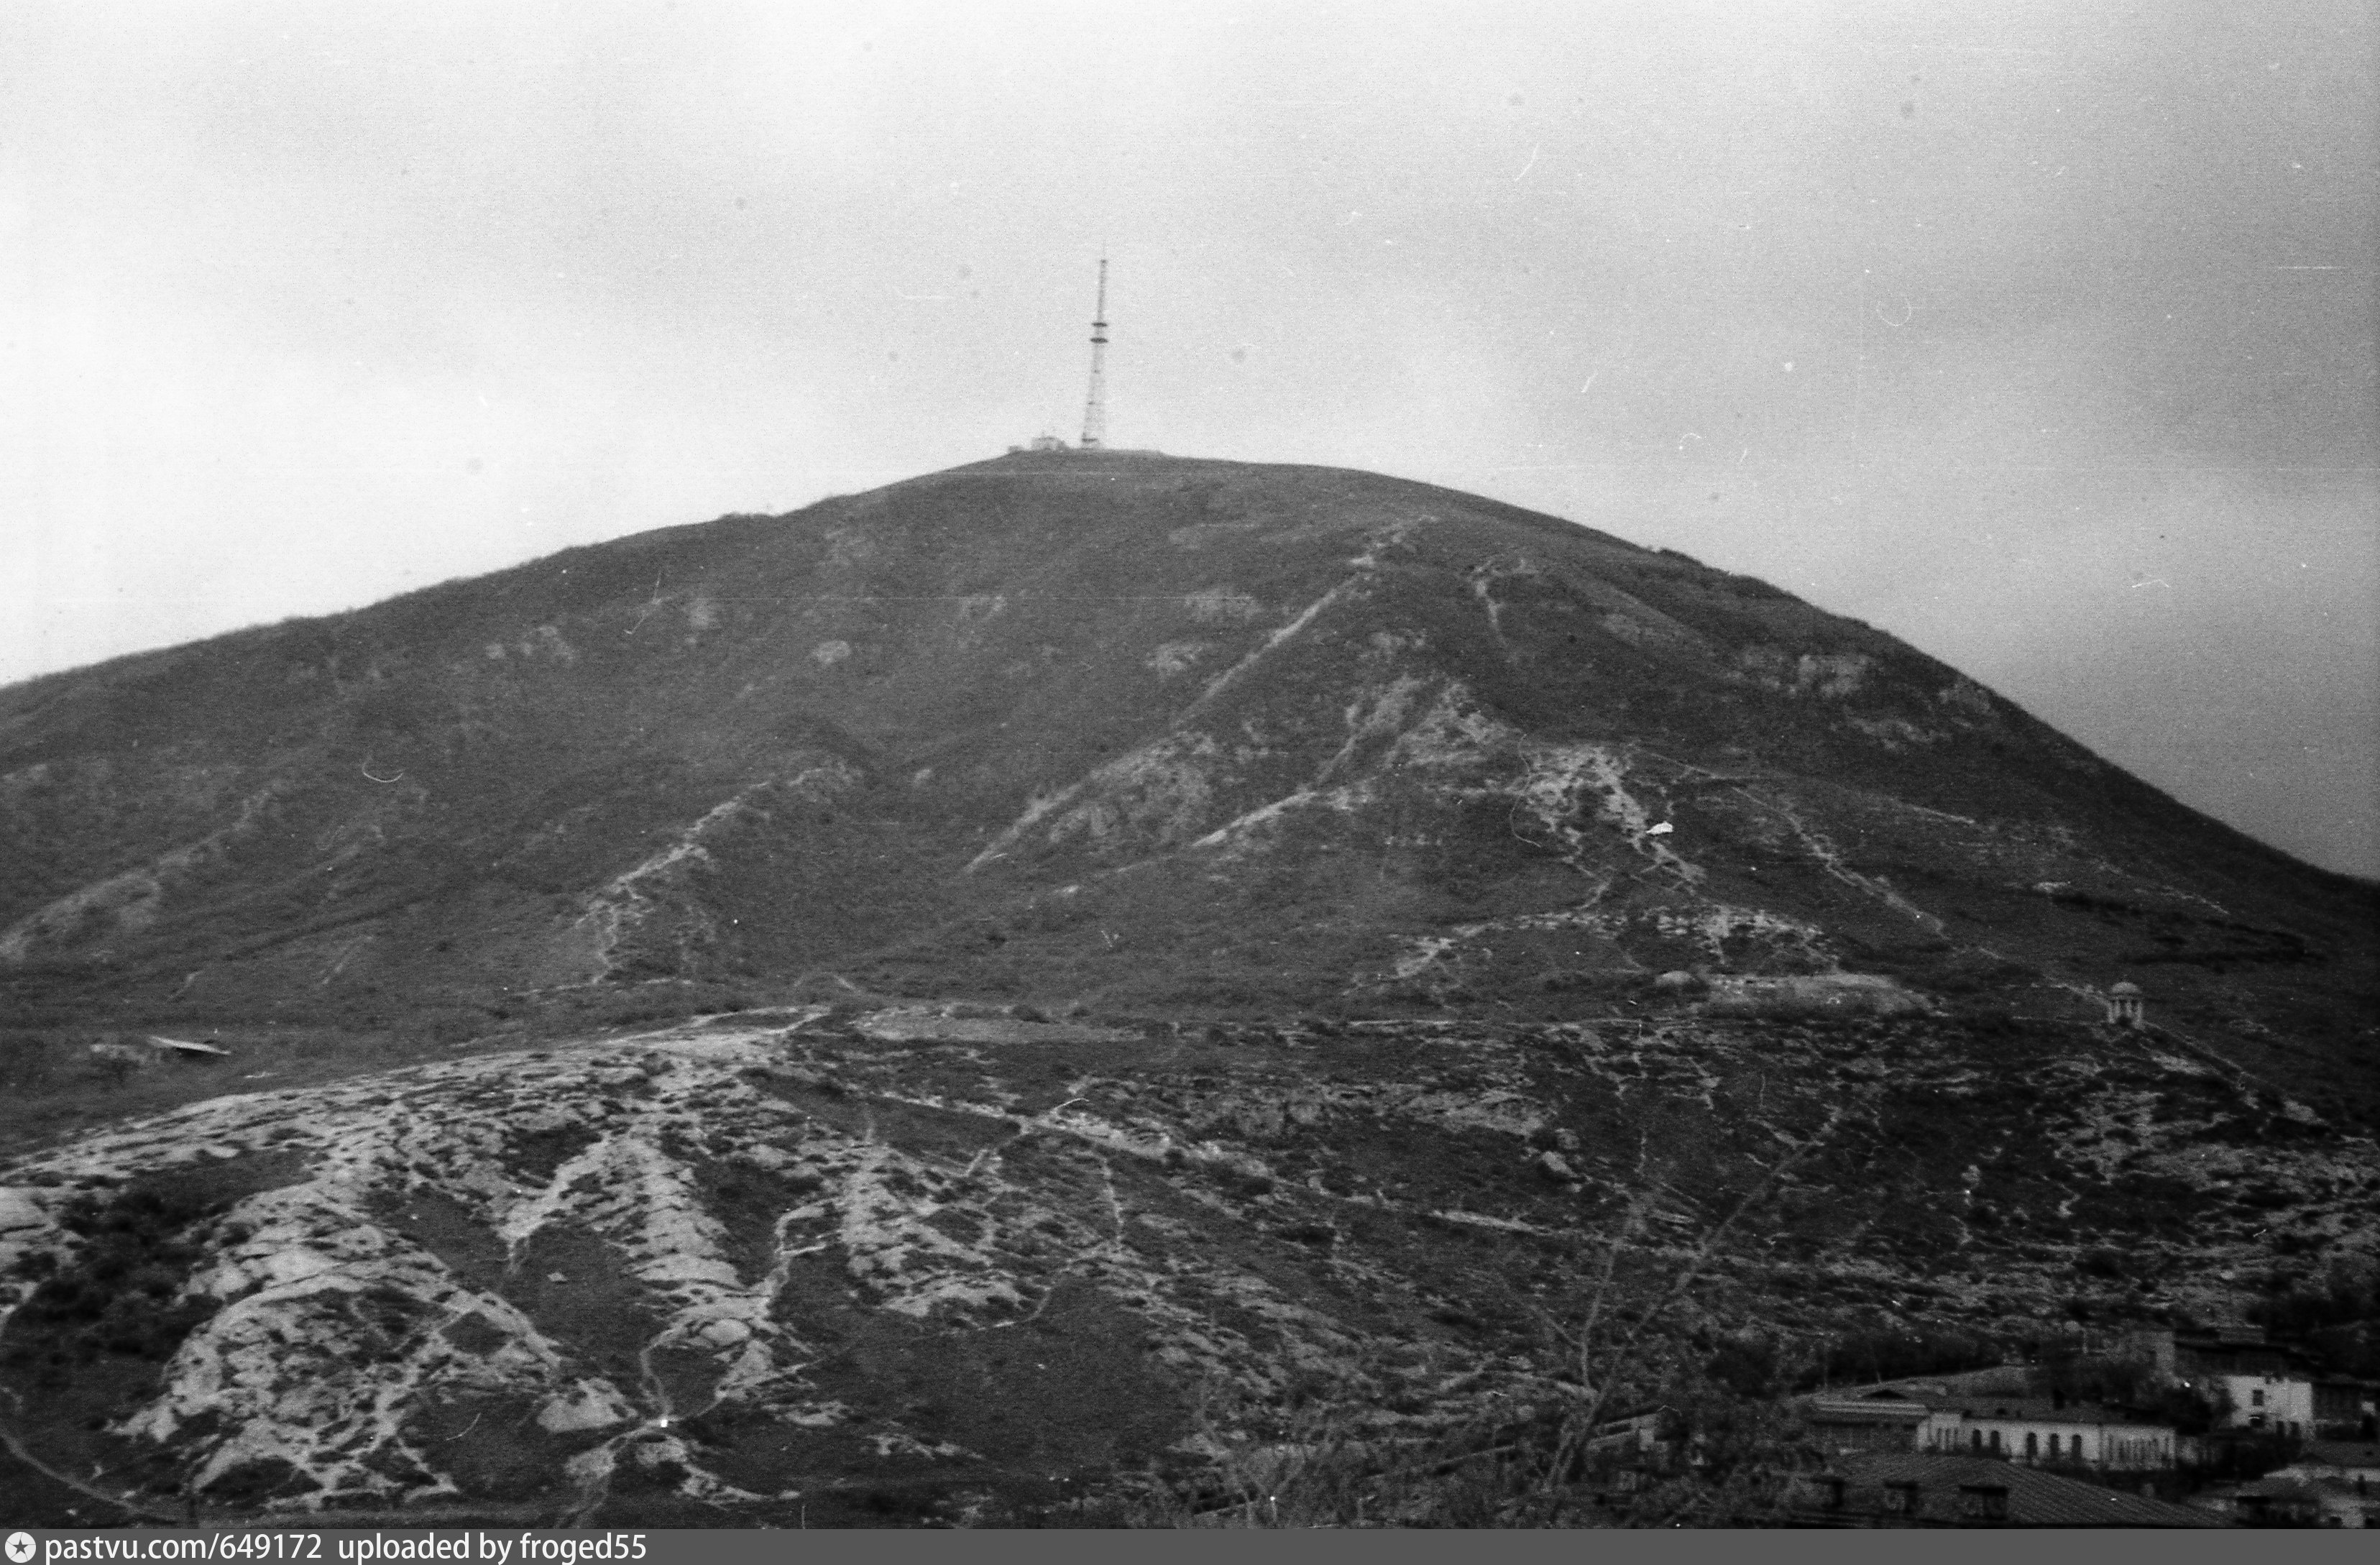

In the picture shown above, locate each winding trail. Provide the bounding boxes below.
[0,1390,180,1523]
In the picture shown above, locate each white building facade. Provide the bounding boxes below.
[2222,1372,2318,1437]
[1919,1405,2179,1469]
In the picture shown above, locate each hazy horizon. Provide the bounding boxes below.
[6,1,2374,874]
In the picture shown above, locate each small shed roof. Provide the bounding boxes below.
[1809,1396,1931,1426]
[148,1035,231,1057]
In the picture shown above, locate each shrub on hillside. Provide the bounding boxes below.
[0,1029,70,1097]
[2247,1270,2380,1377]
[5,1184,227,1372]
[1794,1326,2000,1390]
[1704,1335,1783,1399]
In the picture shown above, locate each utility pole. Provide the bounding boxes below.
[1080,257,1108,449]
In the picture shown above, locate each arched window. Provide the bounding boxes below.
[2025,1433,2039,1459]
[2048,1433,2061,1459]
[1971,1430,1983,1451]
[1989,1430,2002,1453]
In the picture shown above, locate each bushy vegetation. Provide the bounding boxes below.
[1704,1335,1784,1398]
[2248,1266,2380,1378]
[1090,1370,1819,1528]
[2026,1346,2225,1435]
[1793,1326,2001,1390]
[4,1184,228,1372]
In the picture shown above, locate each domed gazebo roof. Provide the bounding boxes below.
[2110,981,2141,996]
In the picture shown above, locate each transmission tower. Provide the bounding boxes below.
[1079,257,1108,449]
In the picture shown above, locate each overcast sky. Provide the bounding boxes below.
[5,1,2374,875]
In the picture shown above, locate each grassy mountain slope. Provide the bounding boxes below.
[3,451,2369,1113]
[1,452,2374,1524]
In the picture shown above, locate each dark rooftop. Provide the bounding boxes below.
[1823,1454,2227,1528]
[2297,1438,2380,1470]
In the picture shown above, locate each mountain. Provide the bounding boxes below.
[2,451,2368,1068]
[1,451,2374,1525]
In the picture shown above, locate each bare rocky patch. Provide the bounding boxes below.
[0,1001,2370,1525]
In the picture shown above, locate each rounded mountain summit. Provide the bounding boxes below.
[1,451,2370,1117]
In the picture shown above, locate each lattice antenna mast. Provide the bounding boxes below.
[1079,257,1109,449]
